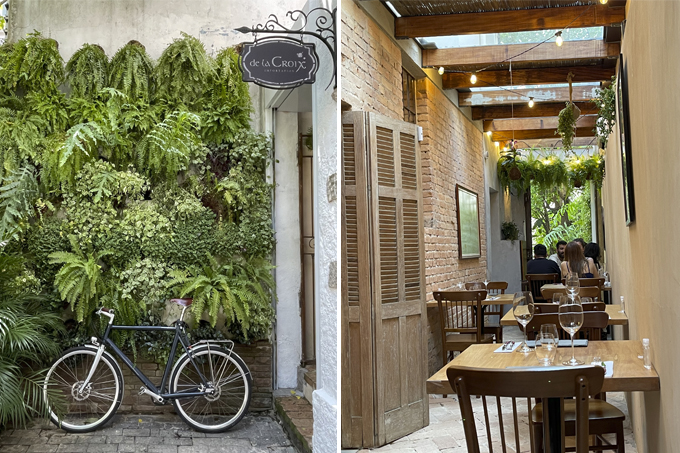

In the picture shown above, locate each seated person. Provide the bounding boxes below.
[548,240,567,266]
[561,241,598,278]
[527,244,561,275]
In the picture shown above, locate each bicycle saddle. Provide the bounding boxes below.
[171,298,193,307]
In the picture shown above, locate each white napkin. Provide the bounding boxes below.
[591,360,614,378]
[494,342,521,353]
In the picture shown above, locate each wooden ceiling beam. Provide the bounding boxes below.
[459,86,601,107]
[443,66,615,89]
[514,136,598,148]
[472,102,598,120]
[395,5,625,38]
[491,127,595,141]
[424,40,619,68]
[484,115,597,132]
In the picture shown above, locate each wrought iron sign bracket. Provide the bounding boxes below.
[236,7,337,89]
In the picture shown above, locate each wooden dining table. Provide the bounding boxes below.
[500,304,628,326]
[426,292,515,309]
[427,341,659,452]
[541,283,611,301]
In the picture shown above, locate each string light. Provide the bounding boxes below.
[470,73,477,84]
[486,131,492,137]
[555,31,563,46]
[438,66,445,75]
[495,142,500,147]
[528,97,535,108]
[600,0,608,4]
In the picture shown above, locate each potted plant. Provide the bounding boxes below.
[501,221,520,244]
[592,77,616,148]
[556,101,580,153]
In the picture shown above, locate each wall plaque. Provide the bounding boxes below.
[240,38,318,90]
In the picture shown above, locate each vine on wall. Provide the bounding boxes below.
[0,32,276,353]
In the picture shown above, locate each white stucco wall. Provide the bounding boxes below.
[274,111,303,389]
[307,1,338,451]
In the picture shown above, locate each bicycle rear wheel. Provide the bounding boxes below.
[43,347,123,432]
[170,346,252,432]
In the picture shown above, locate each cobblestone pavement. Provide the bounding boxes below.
[0,412,296,453]
[356,327,639,453]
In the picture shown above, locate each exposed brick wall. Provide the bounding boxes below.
[341,1,488,376]
[341,0,403,120]
[118,341,273,413]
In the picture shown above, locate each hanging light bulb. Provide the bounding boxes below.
[528,97,535,108]
[438,66,445,75]
[486,131,492,137]
[555,31,563,47]
[599,0,608,4]
[470,73,477,84]
[494,141,500,147]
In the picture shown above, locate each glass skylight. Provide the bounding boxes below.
[416,27,603,49]
[468,82,600,92]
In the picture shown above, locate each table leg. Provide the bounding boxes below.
[544,398,562,453]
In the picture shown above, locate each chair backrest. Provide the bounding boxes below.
[447,365,605,453]
[526,273,560,301]
[486,281,507,295]
[561,277,605,288]
[524,311,609,340]
[433,290,488,339]
[578,286,602,299]
[534,301,605,314]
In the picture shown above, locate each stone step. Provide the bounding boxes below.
[274,396,313,453]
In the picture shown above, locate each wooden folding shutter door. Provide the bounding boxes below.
[341,111,428,448]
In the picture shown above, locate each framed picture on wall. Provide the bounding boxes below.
[617,53,636,225]
[455,184,481,259]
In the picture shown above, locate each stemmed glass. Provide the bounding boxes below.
[513,291,535,353]
[559,296,584,366]
[565,272,580,300]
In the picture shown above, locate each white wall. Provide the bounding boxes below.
[308,1,338,451]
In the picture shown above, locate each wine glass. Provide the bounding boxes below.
[559,296,584,366]
[535,333,557,366]
[565,272,580,300]
[513,291,535,353]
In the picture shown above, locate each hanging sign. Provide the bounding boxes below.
[240,37,319,90]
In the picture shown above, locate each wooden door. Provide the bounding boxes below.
[341,111,428,448]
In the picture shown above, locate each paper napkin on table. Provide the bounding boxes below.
[494,342,521,353]
[591,360,614,378]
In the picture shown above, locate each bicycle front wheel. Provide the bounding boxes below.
[43,347,124,433]
[170,346,252,432]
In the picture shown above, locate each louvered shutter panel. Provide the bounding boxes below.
[341,111,428,448]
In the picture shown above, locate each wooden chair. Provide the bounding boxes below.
[544,286,602,302]
[560,278,605,288]
[433,290,494,367]
[447,365,605,453]
[534,301,605,314]
[465,281,508,343]
[526,273,560,301]
[524,312,609,341]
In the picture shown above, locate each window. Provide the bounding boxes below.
[402,68,416,124]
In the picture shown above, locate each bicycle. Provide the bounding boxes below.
[43,298,252,433]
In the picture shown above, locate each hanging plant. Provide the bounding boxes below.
[497,145,530,194]
[501,221,519,243]
[556,101,578,152]
[5,31,64,93]
[66,43,109,99]
[109,40,155,101]
[568,154,604,189]
[528,153,568,192]
[592,76,616,148]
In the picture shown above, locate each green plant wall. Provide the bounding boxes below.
[0,32,276,349]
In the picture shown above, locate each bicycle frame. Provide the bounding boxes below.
[91,314,215,402]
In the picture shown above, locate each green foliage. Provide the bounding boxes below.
[5,31,64,93]
[200,48,252,145]
[0,165,39,241]
[0,253,65,427]
[556,102,577,152]
[26,218,71,285]
[531,183,592,251]
[135,110,204,182]
[527,154,568,191]
[155,32,215,108]
[43,122,106,188]
[568,155,604,188]
[0,105,47,177]
[109,41,155,101]
[592,77,616,148]
[501,221,519,243]
[497,147,529,194]
[49,236,112,322]
[66,44,109,99]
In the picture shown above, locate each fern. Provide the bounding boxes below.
[0,107,47,177]
[200,47,252,145]
[43,122,106,188]
[25,89,70,134]
[0,43,15,96]
[66,43,109,99]
[0,165,40,242]
[6,31,64,93]
[135,110,202,182]
[155,32,214,108]
[49,236,112,322]
[109,40,155,101]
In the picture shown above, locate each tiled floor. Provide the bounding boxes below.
[356,326,638,453]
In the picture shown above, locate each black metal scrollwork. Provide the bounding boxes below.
[236,7,336,89]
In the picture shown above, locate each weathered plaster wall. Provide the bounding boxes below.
[341,0,488,375]
[274,111,302,389]
[601,1,680,452]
